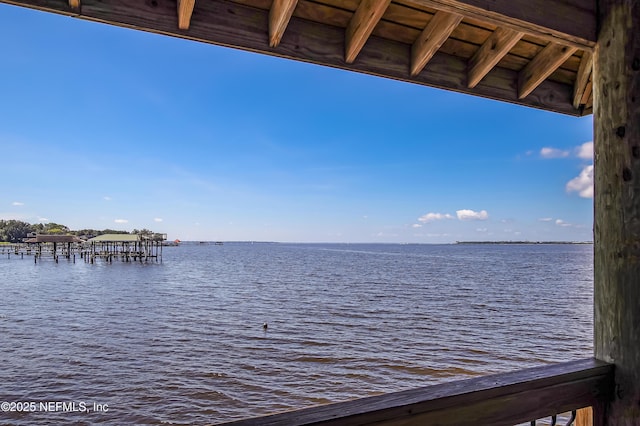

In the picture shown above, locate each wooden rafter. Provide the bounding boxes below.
[467,27,522,88]
[573,51,593,109]
[177,0,196,30]
[68,0,79,10]
[518,43,577,99]
[0,0,590,116]
[345,0,391,63]
[411,0,595,50]
[410,11,462,77]
[269,0,299,47]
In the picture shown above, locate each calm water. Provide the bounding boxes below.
[0,243,593,425]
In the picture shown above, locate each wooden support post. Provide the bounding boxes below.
[594,1,640,424]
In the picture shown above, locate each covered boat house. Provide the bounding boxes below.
[1,0,637,424]
[23,233,85,260]
[85,233,167,262]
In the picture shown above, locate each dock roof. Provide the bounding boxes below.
[87,234,141,242]
[24,234,85,243]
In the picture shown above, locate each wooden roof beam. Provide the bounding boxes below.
[0,0,586,116]
[345,0,391,64]
[411,0,595,51]
[518,43,577,99]
[177,0,195,30]
[573,51,593,109]
[269,0,298,48]
[410,11,462,77]
[467,27,523,88]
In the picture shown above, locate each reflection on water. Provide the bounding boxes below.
[0,243,593,425]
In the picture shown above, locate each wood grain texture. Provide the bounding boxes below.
[220,359,613,426]
[573,50,592,109]
[410,0,595,49]
[177,0,195,30]
[576,406,593,426]
[0,0,585,115]
[410,10,461,76]
[594,1,640,425]
[467,26,522,88]
[345,0,391,63]
[269,0,299,47]
[518,42,577,99]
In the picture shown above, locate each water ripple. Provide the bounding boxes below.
[0,243,593,425]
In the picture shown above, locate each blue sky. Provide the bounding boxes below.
[0,4,594,243]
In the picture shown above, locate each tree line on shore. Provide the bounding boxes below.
[0,220,155,243]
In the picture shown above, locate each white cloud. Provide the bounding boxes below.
[114,219,129,224]
[103,196,112,201]
[418,212,454,223]
[538,217,554,222]
[476,228,488,233]
[38,217,49,222]
[11,201,24,206]
[566,165,594,198]
[576,141,594,160]
[154,218,163,222]
[456,209,489,221]
[412,223,423,228]
[556,219,572,227]
[541,147,570,158]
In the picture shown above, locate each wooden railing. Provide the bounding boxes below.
[220,358,613,426]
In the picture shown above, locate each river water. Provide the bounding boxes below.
[0,243,593,425]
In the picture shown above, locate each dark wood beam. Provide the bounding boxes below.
[594,1,640,424]
[0,0,585,116]
[220,359,612,426]
[410,10,462,77]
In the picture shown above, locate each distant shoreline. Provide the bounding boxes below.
[455,241,593,245]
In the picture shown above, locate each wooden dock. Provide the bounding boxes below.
[1,233,167,263]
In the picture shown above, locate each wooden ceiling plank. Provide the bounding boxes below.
[573,50,593,109]
[178,0,196,30]
[345,0,391,63]
[409,0,594,51]
[518,43,577,99]
[269,0,299,47]
[467,26,522,88]
[410,10,462,76]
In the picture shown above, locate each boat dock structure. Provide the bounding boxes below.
[84,233,167,263]
[1,233,167,263]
